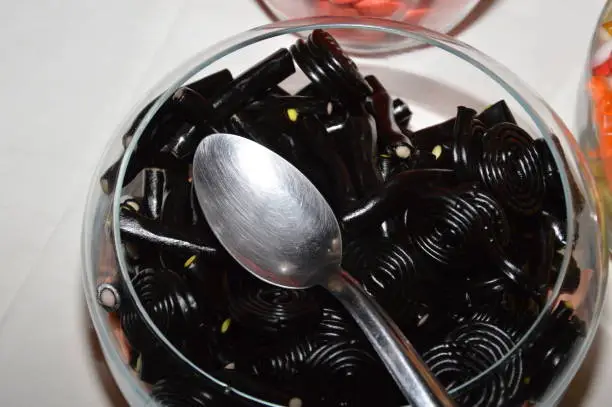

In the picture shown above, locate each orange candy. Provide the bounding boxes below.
[317,0,404,18]
[354,0,401,17]
[589,75,612,190]
[317,0,359,16]
[604,20,612,36]
[593,57,612,77]
[590,76,609,104]
[316,0,405,43]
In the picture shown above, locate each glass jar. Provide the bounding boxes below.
[82,17,607,406]
[258,1,481,54]
[583,3,612,248]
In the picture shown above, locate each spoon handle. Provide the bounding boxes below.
[326,269,457,407]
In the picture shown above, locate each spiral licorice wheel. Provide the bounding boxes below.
[151,375,241,407]
[409,190,483,268]
[120,268,201,352]
[476,123,545,215]
[341,236,377,272]
[355,239,417,317]
[398,301,460,353]
[452,107,486,180]
[462,308,523,339]
[423,342,506,407]
[522,302,585,399]
[469,188,510,249]
[290,29,372,109]
[226,273,321,334]
[250,336,318,381]
[316,303,359,342]
[305,340,376,379]
[304,340,400,407]
[447,321,523,400]
[422,343,480,394]
[120,268,168,352]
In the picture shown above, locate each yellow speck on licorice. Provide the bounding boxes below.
[221,318,231,334]
[379,153,391,159]
[523,377,531,384]
[432,145,442,159]
[184,255,196,268]
[135,354,143,374]
[287,109,299,122]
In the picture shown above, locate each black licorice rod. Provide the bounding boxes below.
[119,206,223,260]
[341,169,455,233]
[209,48,296,121]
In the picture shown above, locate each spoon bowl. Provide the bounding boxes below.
[193,133,457,407]
[193,133,341,289]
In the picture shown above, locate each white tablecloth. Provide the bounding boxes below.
[0,0,608,405]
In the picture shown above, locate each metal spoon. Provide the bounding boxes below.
[193,133,457,407]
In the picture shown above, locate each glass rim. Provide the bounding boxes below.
[257,1,482,55]
[109,16,593,406]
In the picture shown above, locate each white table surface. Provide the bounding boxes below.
[0,0,609,405]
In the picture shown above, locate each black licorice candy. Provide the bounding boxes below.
[341,168,455,233]
[392,97,412,130]
[326,110,383,198]
[290,29,372,110]
[141,168,168,220]
[209,48,296,121]
[365,75,413,160]
[119,205,223,260]
[225,271,321,335]
[97,29,586,407]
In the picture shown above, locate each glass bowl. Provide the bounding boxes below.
[581,2,612,247]
[258,0,481,54]
[82,17,607,407]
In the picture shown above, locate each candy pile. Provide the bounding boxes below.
[97,29,586,407]
[588,16,612,211]
[315,0,419,18]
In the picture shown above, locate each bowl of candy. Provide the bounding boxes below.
[258,0,482,53]
[82,17,606,407]
[583,1,612,248]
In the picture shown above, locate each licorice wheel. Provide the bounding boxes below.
[446,322,523,400]
[409,190,484,268]
[477,123,545,215]
[225,272,321,335]
[250,336,319,381]
[290,29,372,108]
[151,375,242,407]
[316,303,360,342]
[353,239,417,317]
[120,268,202,352]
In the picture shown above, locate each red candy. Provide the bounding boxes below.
[354,0,401,17]
[593,56,612,77]
[317,0,405,18]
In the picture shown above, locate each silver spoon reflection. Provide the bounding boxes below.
[193,133,456,407]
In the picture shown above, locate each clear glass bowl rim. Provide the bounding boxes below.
[257,0,483,55]
[103,16,606,406]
